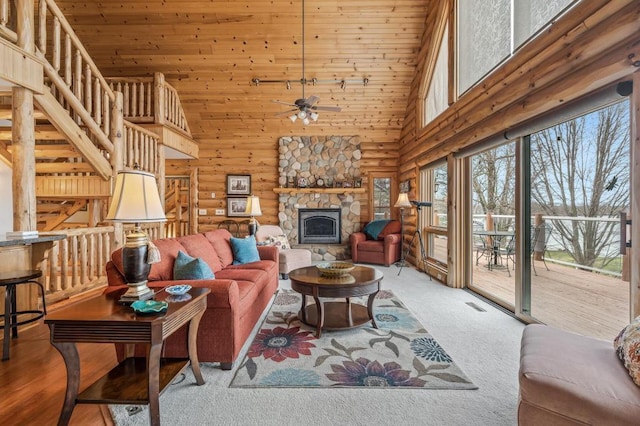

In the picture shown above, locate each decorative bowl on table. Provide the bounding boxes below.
[316,261,356,277]
[165,284,192,295]
[131,300,169,315]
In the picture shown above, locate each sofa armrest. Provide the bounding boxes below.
[257,245,278,262]
[349,232,367,263]
[106,261,127,287]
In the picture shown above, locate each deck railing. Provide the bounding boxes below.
[471,214,623,277]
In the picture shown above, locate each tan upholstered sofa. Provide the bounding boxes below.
[518,324,640,425]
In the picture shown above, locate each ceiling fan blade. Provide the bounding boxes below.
[312,105,342,112]
[275,109,298,116]
[272,100,297,107]
[305,95,320,106]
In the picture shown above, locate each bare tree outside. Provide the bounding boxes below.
[472,143,516,231]
[530,100,630,269]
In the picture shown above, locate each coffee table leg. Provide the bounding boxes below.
[346,297,353,326]
[299,295,307,323]
[313,296,323,337]
[49,340,80,426]
[188,309,205,385]
[367,292,378,329]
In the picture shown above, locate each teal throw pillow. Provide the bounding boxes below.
[230,235,261,265]
[363,220,391,240]
[173,250,215,280]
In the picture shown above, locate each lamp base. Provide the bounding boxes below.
[119,280,154,303]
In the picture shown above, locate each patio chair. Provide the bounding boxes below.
[531,224,553,275]
[474,233,493,268]
[497,235,516,277]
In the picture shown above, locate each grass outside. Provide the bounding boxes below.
[546,250,622,276]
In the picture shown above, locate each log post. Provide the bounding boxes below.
[533,213,544,261]
[157,141,166,239]
[110,91,124,248]
[153,72,165,125]
[12,0,36,231]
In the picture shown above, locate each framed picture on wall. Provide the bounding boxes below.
[227,197,248,216]
[226,174,251,195]
[400,179,410,193]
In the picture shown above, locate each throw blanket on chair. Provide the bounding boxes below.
[363,220,391,240]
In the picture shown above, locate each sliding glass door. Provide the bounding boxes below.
[524,99,630,340]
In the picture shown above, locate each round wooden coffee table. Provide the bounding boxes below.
[289,265,383,337]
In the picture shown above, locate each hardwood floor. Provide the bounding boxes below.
[0,320,117,426]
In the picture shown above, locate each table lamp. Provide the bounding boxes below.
[394,192,412,267]
[106,168,167,302]
[245,195,262,236]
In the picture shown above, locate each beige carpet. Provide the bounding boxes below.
[110,264,524,425]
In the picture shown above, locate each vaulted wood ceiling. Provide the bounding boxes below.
[57,0,431,144]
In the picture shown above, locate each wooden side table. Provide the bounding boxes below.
[45,287,210,426]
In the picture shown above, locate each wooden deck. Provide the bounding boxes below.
[471,258,629,340]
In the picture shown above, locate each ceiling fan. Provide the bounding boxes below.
[272,0,342,124]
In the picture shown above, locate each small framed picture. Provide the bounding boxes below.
[354,178,362,188]
[227,197,248,216]
[400,179,410,193]
[342,180,353,188]
[227,175,251,195]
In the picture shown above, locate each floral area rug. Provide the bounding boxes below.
[229,289,477,389]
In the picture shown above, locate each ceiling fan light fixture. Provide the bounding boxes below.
[298,110,307,119]
[310,112,319,121]
[289,114,298,123]
[303,117,310,125]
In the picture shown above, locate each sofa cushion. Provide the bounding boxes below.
[230,235,261,264]
[226,260,277,273]
[520,324,640,425]
[363,220,391,240]
[215,268,268,293]
[173,250,215,280]
[378,220,401,240]
[614,315,640,386]
[203,229,234,267]
[177,234,223,273]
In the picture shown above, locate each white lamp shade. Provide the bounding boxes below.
[394,192,412,208]
[245,195,262,216]
[106,170,167,223]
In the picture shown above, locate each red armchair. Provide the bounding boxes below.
[350,220,402,266]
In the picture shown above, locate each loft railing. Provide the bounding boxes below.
[108,73,192,136]
[123,121,160,174]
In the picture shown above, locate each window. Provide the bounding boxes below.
[457,0,577,94]
[424,24,449,125]
[369,174,397,221]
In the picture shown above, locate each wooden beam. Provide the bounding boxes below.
[144,124,199,159]
[0,104,48,120]
[42,200,88,231]
[0,124,64,141]
[34,90,112,180]
[12,86,36,231]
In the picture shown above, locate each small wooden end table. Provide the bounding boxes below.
[45,287,209,426]
[289,265,383,337]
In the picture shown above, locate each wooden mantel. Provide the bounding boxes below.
[273,187,366,196]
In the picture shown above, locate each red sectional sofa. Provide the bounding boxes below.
[105,229,279,370]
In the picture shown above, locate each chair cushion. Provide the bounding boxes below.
[378,220,401,240]
[520,324,640,425]
[173,250,215,280]
[356,240,385,253]
[363,220,391,240]
[230,235,261,264]
[614,315,640,386]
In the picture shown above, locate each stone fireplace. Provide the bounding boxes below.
[276,136,362,261]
